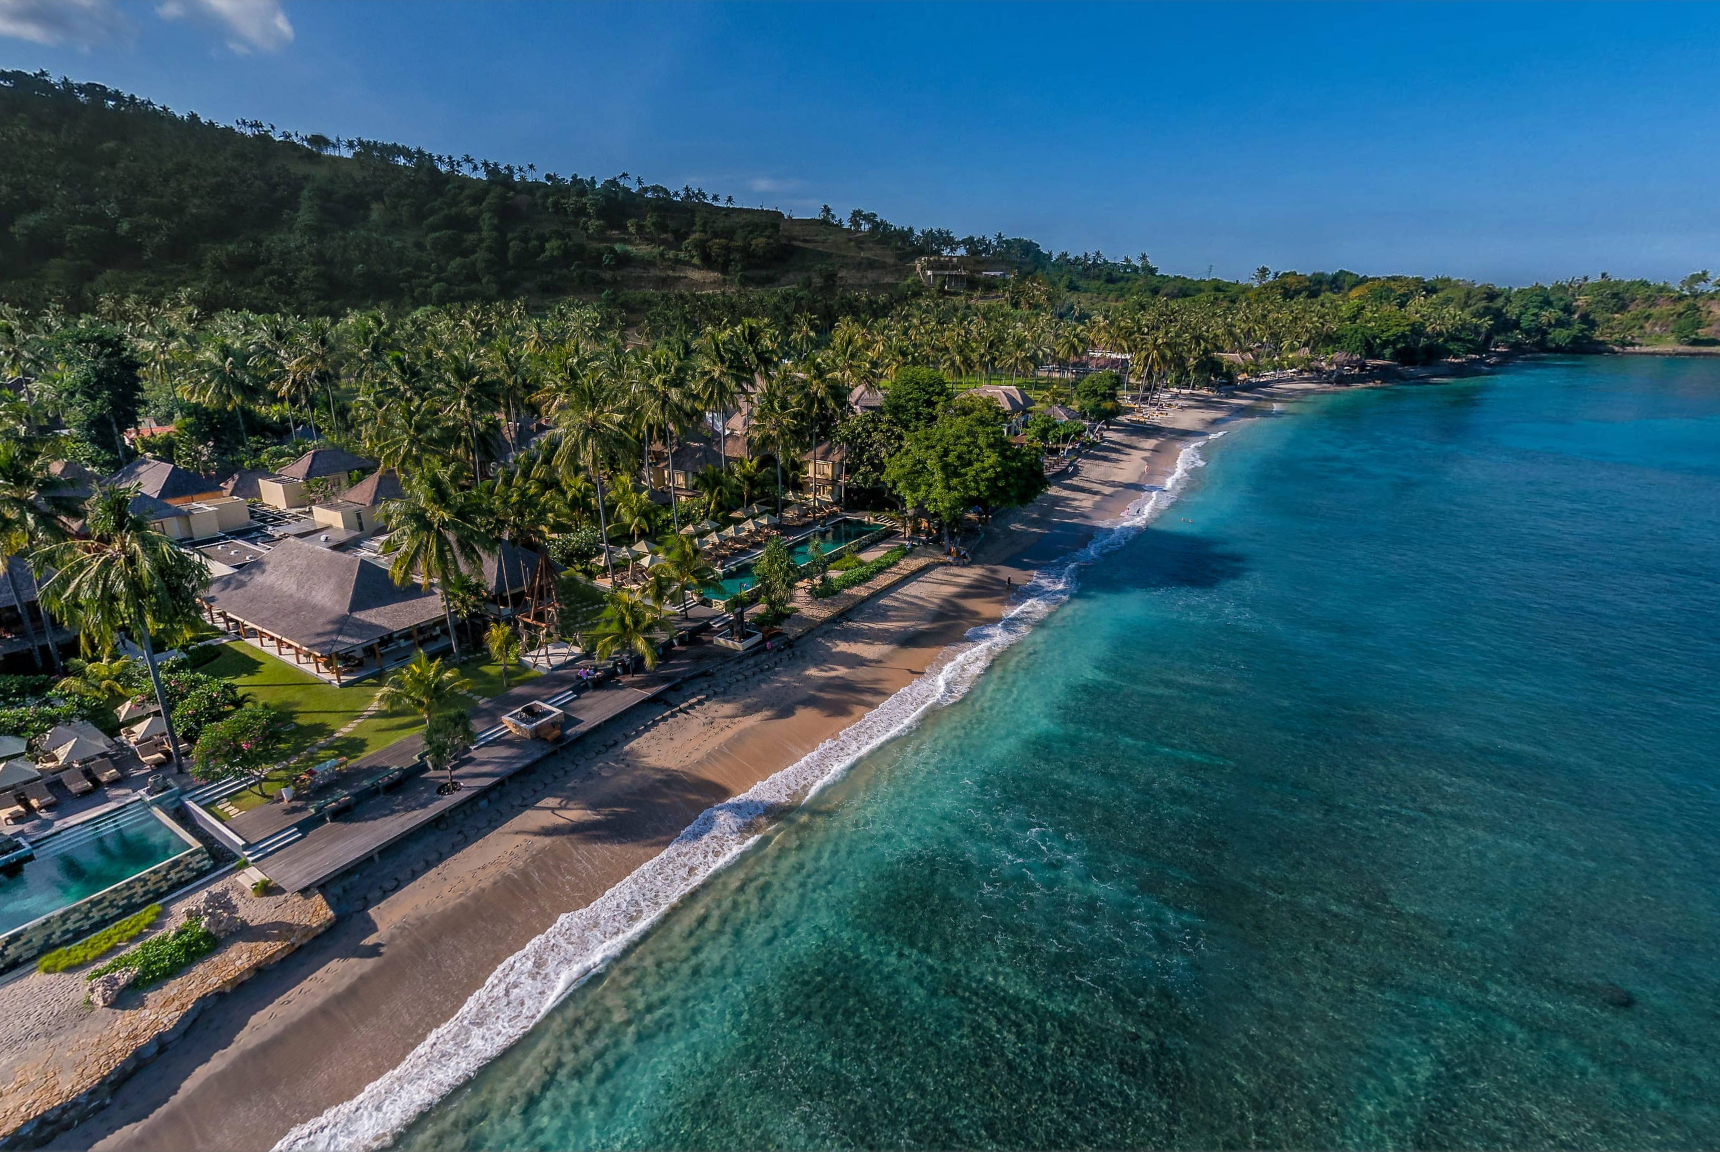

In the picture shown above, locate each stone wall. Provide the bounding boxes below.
[0,846,213,975]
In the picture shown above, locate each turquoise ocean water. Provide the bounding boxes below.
[400,357,1720,1150]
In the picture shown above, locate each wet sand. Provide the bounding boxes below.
[62,380,1329,1152]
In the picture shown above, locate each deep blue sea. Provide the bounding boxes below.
[402,357,1720,1150]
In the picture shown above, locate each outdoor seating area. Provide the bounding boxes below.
[0,712,167,831]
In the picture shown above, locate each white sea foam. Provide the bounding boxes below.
[275,432,1225,1152]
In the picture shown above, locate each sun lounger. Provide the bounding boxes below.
[56,767,95,796]
[3,802,28,825]
[19,780,55,810]
[87,756,123,785]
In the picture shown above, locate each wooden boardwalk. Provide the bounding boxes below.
[248,642,731,893]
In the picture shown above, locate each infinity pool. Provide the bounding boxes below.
[0,803,196,934]
[713,519,888,599]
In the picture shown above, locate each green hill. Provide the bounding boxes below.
[0,70,927,312]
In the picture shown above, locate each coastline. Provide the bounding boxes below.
[63,374,1345,1152]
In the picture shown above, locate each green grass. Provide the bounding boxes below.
[38,905,161,972]
[458,657,541,700]
[199,641,385,762]
[203,640,540,814]
[89,918,218,988]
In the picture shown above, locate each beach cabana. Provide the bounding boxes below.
[40,721,109,755]
[49,734,112,768]
[114,698,159,724]
[0,758,41,799]
[123,714,171,745]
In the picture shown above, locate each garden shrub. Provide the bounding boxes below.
[812,547,908,598]
[37,905,161,972]
[160,669,244,745]
[0,674,55,704]
[89,916,219,987]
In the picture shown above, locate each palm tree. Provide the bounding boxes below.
[730,455,768,510]
[188,334,258,444]
[537,346,634,581]
[633,343,694,530]
[54,652,137,704]
[654,532,721,615]
[36,484,209,771]
[380,467,494,660]
[691,463,735,521]
[611,480,657,544]
[485,621,521,690]
[431,339,503,480]
[0,436,81,670]
[749,374,804,517]
[587,588,666,670]
[692,327,743,470]
[376,651,472,728]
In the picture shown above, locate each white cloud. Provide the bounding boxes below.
[157,0,292,53]
[747,176,801,194]
[0,0,134,49]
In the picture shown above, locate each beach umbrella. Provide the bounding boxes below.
[0,735,26,760]
[114,698,159,724]
[696,519,720,533]
[124,715,170,744]
[679,524,699,535]
[0,759,41,790]
[760,514,780,526]
[51,734,111,766]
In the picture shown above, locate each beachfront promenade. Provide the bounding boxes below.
[228,638,736,893]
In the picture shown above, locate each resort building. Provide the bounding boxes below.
[849,384,884,414]
[801,443,849,507]
[0,556,72,662]
[107,458,252,541]
[650,435,752,494]
[199,536,450,685]
[258,448,380,511]
[108,458,224,504]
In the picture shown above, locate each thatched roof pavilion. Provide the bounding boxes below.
[199,537,447,684]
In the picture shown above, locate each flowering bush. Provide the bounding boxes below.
[190,703,290,790]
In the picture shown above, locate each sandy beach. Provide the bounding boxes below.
[55,377,1335,1152]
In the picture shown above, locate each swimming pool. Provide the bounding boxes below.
[712,519,889,599]
[0,803,199,935]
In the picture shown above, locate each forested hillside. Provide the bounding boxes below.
[0,69,1713,348]
[0,70,930,310]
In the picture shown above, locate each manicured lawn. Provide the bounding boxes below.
[457,657,541,700]
[197,641,383,764]
[201,641,540,815]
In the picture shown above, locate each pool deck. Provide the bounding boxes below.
[235,635,737,893]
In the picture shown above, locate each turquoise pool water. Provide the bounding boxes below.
[0,804,192,934]
[713,519,887,598]
[394,357,1720,1149]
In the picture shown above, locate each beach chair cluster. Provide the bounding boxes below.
[0,697,185,825]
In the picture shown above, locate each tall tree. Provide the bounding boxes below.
[380,467,494,660]
[537,346,634,580]
[0,436,81,670]
[37,484,209,770]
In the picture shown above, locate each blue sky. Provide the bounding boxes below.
[2,1,1715,284]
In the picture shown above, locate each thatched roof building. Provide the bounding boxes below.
[278,447,378,481]
[200,537,447,684]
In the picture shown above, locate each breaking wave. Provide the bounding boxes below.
[275,432,1224,1152]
